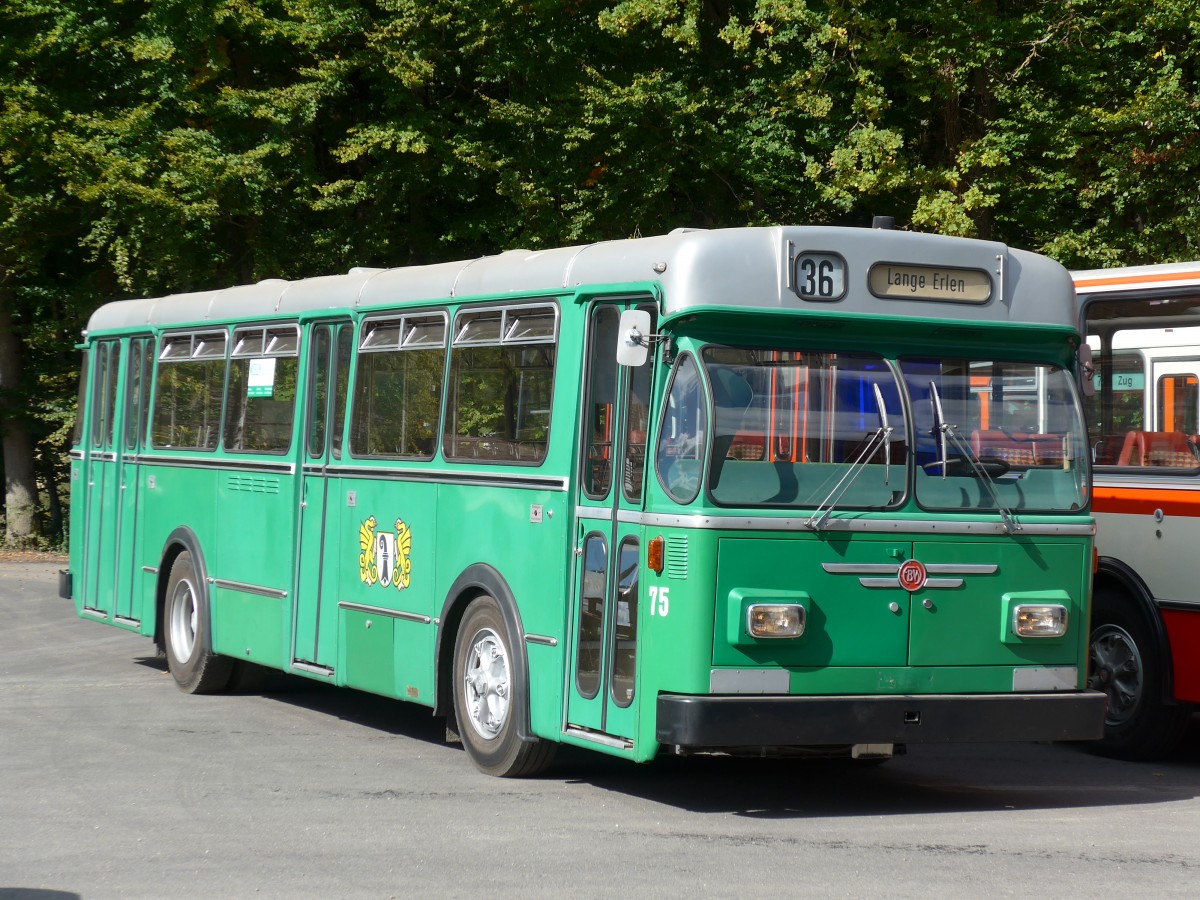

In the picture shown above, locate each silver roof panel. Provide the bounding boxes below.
[85,226,1076,334]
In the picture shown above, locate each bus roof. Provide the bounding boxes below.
[1073,261,1200,294]
[85,225,1076,334]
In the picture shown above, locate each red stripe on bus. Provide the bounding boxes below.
[1092,485,1200,517]
[1163,609,1200,704]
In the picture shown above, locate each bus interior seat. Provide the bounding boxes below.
[1029,434,1067,464]
[970,429,1037,466]
[1093,435,1124,465]
[710,368,755,477]
[1116,430,1200,466]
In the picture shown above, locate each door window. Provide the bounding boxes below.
[575,533,607,699]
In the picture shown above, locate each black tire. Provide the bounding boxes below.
[163,550,234,694]
[451,595,556,777]
[1086,585,1190,760]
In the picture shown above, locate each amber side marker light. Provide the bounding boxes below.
[647,536,664,575]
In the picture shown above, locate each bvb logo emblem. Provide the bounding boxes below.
[358,516,412,590]
[897,559,928,593]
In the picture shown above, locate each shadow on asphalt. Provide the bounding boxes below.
[134,652,1200,818]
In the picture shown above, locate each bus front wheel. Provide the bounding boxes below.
[452,595,555,777]
[1087,586,1189,760]
[163,550,233,694]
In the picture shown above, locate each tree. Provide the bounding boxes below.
[6,0,1200,546]
[1,1,109,547]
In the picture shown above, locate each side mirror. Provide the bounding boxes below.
[1078,343,1095,397]
[616,309,652,367]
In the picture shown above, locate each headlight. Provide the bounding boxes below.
[1012,604,1068,638]
[746,604,805,638]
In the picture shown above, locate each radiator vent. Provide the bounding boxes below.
[227,474,280,495]
[666,535,688,579]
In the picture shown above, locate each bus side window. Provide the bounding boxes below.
[622,305,656,502]
[91,341,121,451]
[444,305,558,464]
[1158,374,1199,435]
[582,307,619,499]
[350,314,447,460]
[151,331,228,450]
[224,325,300,454]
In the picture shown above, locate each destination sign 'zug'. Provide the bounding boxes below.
[868,263,992,303]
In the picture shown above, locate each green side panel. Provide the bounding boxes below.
[215,469,296,591]
[393,617,434,707]
[136,463,220,632]
[431,480,569,741]
[526,641,566,739]
[638,528,721,696]
[713,536,912,668]
[212,588,287,668]
[908,539,1089,666]
[341,608,395,696]
[335,479,438,693]
[339,481,438,612]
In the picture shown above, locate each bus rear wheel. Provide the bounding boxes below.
[452,595,555,777]
[163,550,233,694]
[1087,586,1189,760]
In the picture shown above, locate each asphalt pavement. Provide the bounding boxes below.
[3,561,1200,899]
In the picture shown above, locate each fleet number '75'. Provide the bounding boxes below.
[647,585,669,617]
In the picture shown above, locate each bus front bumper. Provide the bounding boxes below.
[656,691,1108,748]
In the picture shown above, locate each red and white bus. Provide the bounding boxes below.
[1075,262,1200,758]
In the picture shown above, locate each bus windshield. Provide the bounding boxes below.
[698,347,905,509]
[673,347,1088,513]
[904,358,1088,512]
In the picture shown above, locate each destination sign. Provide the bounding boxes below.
[1094,371,1144,391]
[868,263,992,303]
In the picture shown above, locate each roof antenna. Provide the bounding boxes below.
[872,215,895,230]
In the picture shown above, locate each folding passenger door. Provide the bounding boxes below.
[567,300,656,747]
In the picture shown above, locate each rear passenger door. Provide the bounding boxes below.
[292,319,353,674]
[114,336,153,623]
[80,339,122,619]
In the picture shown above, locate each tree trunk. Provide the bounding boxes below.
[0,286,42,548]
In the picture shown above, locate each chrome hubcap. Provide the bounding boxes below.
[462,627,510,740]
[168,578,198,663]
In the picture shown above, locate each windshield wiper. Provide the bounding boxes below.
[926,382,1020,534]
[807,384,894,532]
[873,382,892,488]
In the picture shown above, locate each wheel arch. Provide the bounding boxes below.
[434,563,536,743]
[1093,555,1176,703]
[153,527,210,653]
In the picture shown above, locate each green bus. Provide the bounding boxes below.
[65,223,1106,776]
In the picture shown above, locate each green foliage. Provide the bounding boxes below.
[5,0,1200,541]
